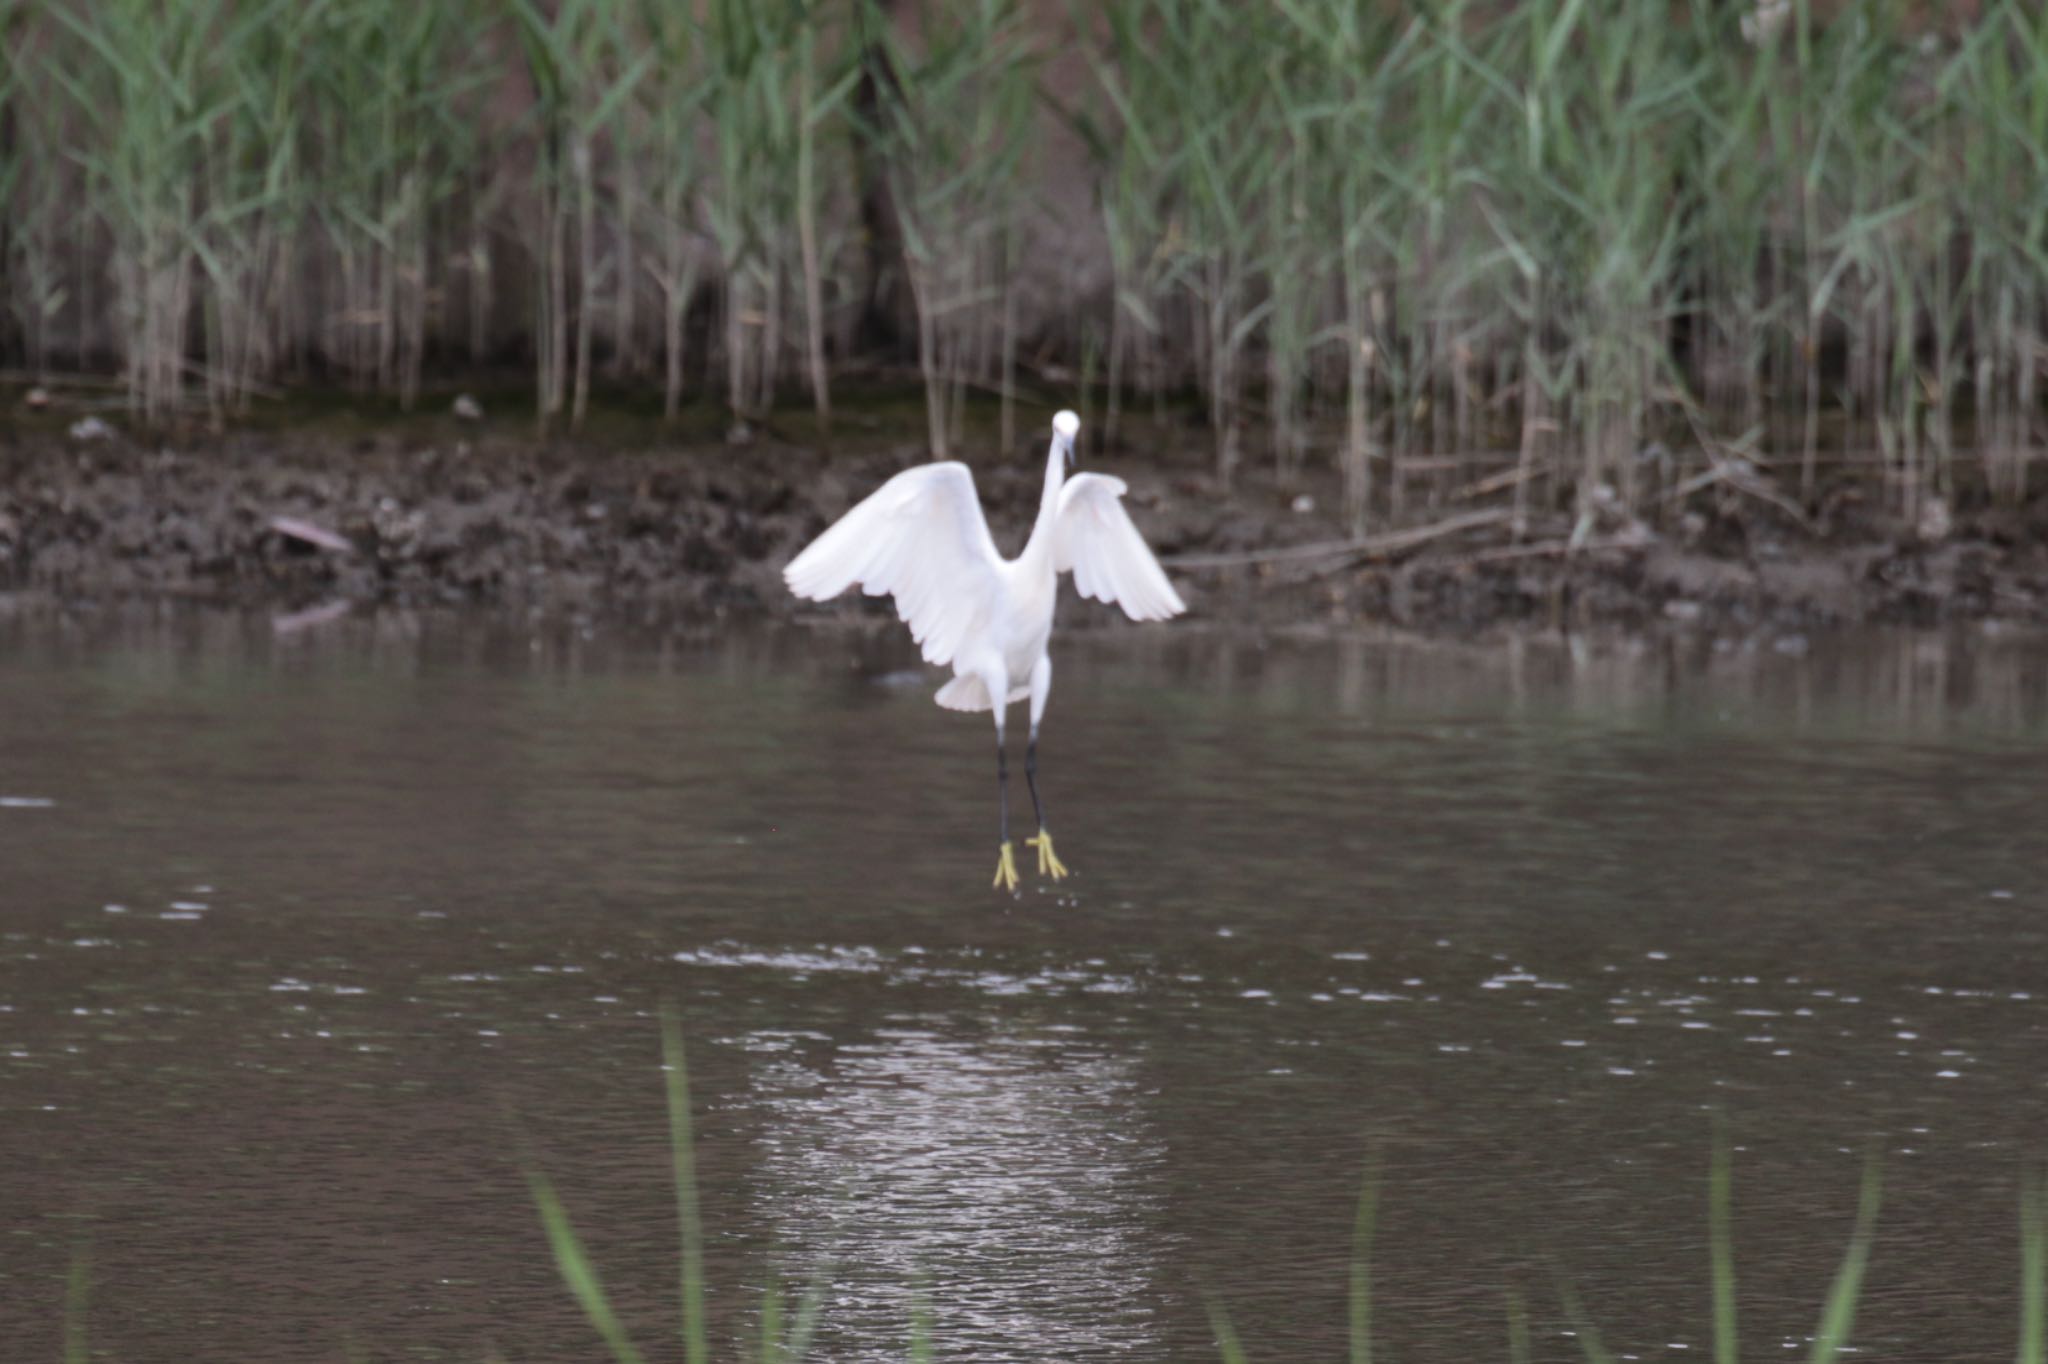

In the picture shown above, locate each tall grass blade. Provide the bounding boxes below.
[1350,1157,1380,1364]
[909,1279,936,1364]
[751,1257,833,1364]
[525,1168,650,1364]
[788,1269,828,1362]
[661,1002,709,1364]
[1556,1278,1617,1364]
[63,1242,88,1364]
[759,1277,784,1364]
[2021,1165,2045,1364]
[1709,1119,1737,1364]
[1205,1297,1251,1364]
[1808,1155,1882,1364]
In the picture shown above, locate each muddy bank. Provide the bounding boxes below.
[6,416,2048,638]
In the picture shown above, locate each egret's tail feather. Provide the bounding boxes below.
[934,675,1031,712]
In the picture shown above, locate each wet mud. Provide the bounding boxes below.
[6,418,2048,639]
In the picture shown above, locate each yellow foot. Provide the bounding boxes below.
[992,841,1021,892]
[1027,831,1070,881]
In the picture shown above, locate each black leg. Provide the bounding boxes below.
[1024,726,1046,831]
[1022,724,1069,880]
[996,736,1010,845]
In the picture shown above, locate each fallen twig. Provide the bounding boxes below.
[269,516,354,554]
[1450,536,1641,568]
[1449,463,1539,503]
[1162,508,1513,570]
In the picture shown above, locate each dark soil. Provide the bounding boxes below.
[7,408,2048,639]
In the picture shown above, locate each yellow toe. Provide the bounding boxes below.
[992,841,1020,892]
[1027,831,1070,881]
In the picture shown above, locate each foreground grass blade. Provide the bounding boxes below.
[1205,1297,1250,1364]
[2022,1166,2045,1364]
[1351,1158,1381,1364]
[661,1004,709,1364]
[526,1168,649,1364]
[64,1243,88,1364]
[1808,1155,1882,1364]
[760,1277,784,1364]
[1710,1121,1737,1364]
[788,1269,828,1362]
[909,1280,936,1364]
[1555,1278,1617,1364]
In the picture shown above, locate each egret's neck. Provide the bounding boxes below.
[1022,441,1066,568]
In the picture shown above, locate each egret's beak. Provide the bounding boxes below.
[1052,409,1081,468]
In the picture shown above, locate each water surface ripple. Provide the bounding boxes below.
[1,614,2045,1361]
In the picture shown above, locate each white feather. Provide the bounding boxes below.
[1053,473,1187,622]
[783,413,1184,717]
[783,462,1004,668]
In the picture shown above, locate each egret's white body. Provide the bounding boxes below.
[784,410,1184,888]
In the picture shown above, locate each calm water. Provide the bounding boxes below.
[2,608,2046,1362]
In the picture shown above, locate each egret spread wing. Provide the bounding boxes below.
[1053,473,1186,622]
[783,462,1005,666]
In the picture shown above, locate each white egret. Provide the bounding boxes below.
[784,410,1185,890]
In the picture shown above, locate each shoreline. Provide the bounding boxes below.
[5,414,2048,642]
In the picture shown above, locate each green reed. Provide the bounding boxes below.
[4,0,2048,525]
[1,0,65,379]
[1199,1140,1907,1364]
[42,0,223,423]
[2023,1165,2047,1364]
[1708,1123,1737,1364]
[1946,2,2048,505]
[510,0,650,429]
[1250,0,1405,524]
[703,0,857,427]
[525,1005,712,1364]
[527,1009,842,1364]
[865,0,1034,459]
[637,0,710,421]
[62,1243,88,1364]
[1075,0,1178,449]
[661,1006,709,1364]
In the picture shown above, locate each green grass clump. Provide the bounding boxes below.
[1204,1135,1901,1364]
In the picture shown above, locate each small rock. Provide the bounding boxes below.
[1741,0,1790,45]
[726,421,755,447]
[1663,599,1703,623]
[1916,494,1952,544]
[1773,633,1810,657]
[452,393,483,422]
[24,386,49,410]
[1290,494,1315,515]
[68,416,113,442]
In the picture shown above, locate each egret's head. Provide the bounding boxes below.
[1052,409,1080,467]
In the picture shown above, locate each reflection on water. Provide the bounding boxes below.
[0,607,2046,1363]
[747,1024,1164,1360]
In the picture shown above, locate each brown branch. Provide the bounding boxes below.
[1162,508,1514,571]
